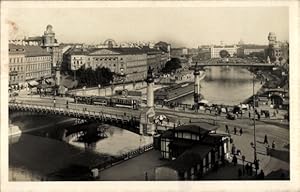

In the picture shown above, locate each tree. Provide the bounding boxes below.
[161,58,182,74]
[219,50,230,58]
[75,66,114,87]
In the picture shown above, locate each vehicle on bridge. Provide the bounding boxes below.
[73,95,140,110]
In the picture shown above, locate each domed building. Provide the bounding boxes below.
[265,32,284,65]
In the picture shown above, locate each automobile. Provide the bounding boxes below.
[226,112,237,120]
[11,92,19,97]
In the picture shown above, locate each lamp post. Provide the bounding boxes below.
[120,68,126,90]
[120,68,126,97]
[98,84,101,96]
[83,86,86,97]
[252,64,257,169]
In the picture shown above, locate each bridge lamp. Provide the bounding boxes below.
[98,84,101,96]
[83,86,86,96]
[120,68,126,91]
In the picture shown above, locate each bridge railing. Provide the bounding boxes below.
[9,103,140,123]
[94,143,154,171]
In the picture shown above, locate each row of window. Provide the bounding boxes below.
[25,71,50,78]
[26,63,51,71]
[72,57,124,61]
[9,56,50,64]
[9,75,24,81]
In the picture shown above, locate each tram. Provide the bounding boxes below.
[73,95,140,110]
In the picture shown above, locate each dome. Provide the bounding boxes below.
[45,25,54,34]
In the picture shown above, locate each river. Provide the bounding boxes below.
[175,66,263,105]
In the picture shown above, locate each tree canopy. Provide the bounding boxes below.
[161,58,182,74]
[75,66,114,87]
[219,50,230,58]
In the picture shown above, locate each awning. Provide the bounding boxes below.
[27,80,39,87]
[45,78,55,85]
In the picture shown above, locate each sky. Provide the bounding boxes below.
[6,7,289,48]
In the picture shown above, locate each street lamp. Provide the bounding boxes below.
[98,84,101,96]
[110,80,114,96]
[252,63,257,168]
[120,68,126,92]
[83,86,86,96]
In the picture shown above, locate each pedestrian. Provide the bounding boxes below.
[239,128,243,136]
[66,100,69,109]
[273,111,276,117]
[245,163,250,175]
[259,170,265,179]
[53,98,56,108]
[272,140,275,149]
[249,163,253,176]
[231,144,236,155]
[254,159,260,175]
[238,168,242,179]
[234,127,237,135]
[225,124,229,134]
[232,155,237,166]
[237,149,241,156]
[264,134,268,144]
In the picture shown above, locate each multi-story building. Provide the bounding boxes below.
[24,25,61,68]
[140,47,165,74]
[265,32,288,65]
[210,45,238,58]
[171,48,188,58]
[154,41,171,61]
[237,45,267,57]
[67,47,148,82]
[9,44,52,88]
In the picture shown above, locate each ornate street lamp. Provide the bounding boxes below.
[83,86,86,96]
[252,63,258,172]
[120,68,126,97]
[98,84,101,96]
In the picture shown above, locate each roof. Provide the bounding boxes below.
[69,48,90,55]
[107,47,146,55]
[165,144,213,172]
[161,129,174,139]
[24,36,43,41]
[140,47,162,54]
[201,134,225,145]
[9,44,50,57]
[174,123,218,135]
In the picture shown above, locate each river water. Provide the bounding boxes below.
[175,67,263,105]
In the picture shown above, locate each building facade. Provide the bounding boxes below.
[9,44,52,88]
[67,47,148,82]
[265,32,288,65]
[24,25,61,68]
[171,48,188,58]
[236,45,267,57]
[210,45,238,58]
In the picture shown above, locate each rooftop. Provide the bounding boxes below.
[174,123,218,135]
[165,144,213,172]
[9,44,50,57]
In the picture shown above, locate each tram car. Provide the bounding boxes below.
[73,95,140,110]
